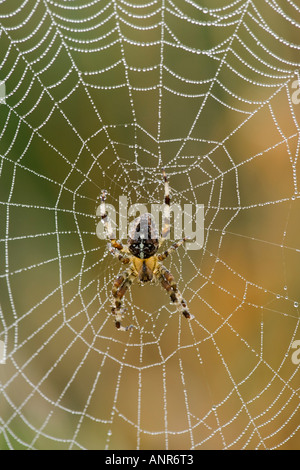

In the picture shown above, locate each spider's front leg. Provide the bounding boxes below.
[159,168,171,246]
[100,190,125,252]
[158,237,189,262]
[111,269,136,331]
[109,247,130,264]
[158,265,191,319]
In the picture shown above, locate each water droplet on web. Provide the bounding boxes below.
[276,294,280,299]
[107,429,112,436]
[294,302,299,308]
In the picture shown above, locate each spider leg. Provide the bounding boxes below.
[100,190,124,251]
[159,168,170,246]
[109,247,130,264]
[158,265,191,319]
[111,270,136,331]
[158,237,188,261]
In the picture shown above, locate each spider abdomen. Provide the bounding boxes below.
[133,256,158,283]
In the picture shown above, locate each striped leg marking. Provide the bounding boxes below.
[160,169,170,244]
[159,266,191,319]
[111,271,135,331]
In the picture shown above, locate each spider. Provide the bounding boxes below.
[100,169,192,331]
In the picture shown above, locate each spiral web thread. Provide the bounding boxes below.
[0,0,300,450]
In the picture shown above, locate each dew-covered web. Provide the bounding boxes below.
[0,0,300,450]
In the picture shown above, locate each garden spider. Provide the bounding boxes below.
[100,169,192,331]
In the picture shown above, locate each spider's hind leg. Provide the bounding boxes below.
[159,266,192,320]
[111,270,135,331]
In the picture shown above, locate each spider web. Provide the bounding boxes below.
[0,0,300,450]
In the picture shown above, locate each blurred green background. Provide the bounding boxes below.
[0,0,300,450]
